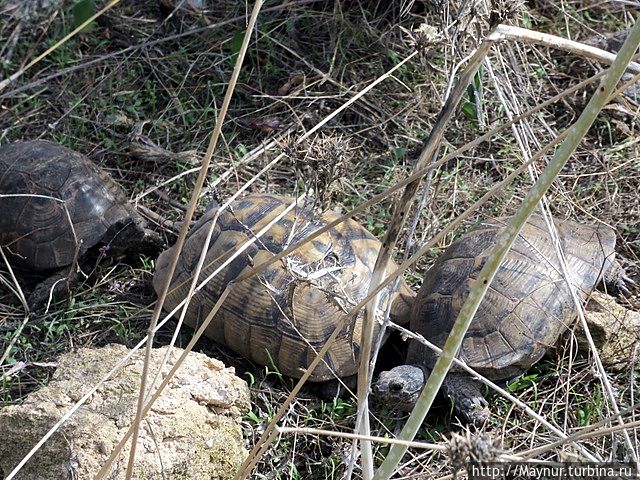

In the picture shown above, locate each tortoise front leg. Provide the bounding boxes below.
[442,373,490,425]
[603,259,634,295]
[28,266,79,312]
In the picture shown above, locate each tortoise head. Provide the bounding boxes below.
[102,216,163,257]
[373,364,426,411]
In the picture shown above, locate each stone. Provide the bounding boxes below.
[159,0,206,13]
[0,344,250,479]
[577,292,640,371]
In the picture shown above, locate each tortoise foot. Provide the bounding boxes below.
[442,374,489,426]
[604,259,634,295]
[456,396,490,425]
[28,268,77,312]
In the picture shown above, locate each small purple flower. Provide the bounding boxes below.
[99,244,110,256]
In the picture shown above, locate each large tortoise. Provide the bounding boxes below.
[0,140,160,309]
[153,194,415,384]
[375,215,626,423]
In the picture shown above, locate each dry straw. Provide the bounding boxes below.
[373,20,640,480]
[3,4,639,479]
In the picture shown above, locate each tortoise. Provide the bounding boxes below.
[153,194,415,385]
[374,214,628,424]
[0,140,161,310]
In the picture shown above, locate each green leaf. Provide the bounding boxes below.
[506,373,539,392]
[462,66,484,124]
[73,0,95,32]
[392,147,407,160]
[461,100,477,121]
[245,411,262,424]
[229,29,244,68]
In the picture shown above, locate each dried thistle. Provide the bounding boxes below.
[489,0,525,27]
[447,431,500,479]
[400,23,445,53]
[290,133,353,208]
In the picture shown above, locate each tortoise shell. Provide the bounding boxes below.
[406,215,617,380]
[0,140,143,271]
[153,194,414,381]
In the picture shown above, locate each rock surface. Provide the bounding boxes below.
[578,292,640,371]
[0,344,250,479]
[159,0,206,13]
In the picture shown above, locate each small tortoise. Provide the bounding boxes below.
[375,215,627,423]
[0,140,160,309]
[153,194,414,384]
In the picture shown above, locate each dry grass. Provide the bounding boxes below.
[0,0,639,479]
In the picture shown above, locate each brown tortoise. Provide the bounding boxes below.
[153,194,415,384]
[0,140,160,309]
[375,215,629,423]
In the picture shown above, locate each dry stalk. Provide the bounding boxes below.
[566,419,640,444]
[348,177,433,479]
[355,25,500,478]
[276,426,446,451]
[0,0,123,93]
[93,194,304,479]
[493,25,640,74]
[119,2,266,479]
[4,55,615,479]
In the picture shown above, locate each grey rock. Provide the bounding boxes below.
[0,344,250,479]
[579,292,640,371]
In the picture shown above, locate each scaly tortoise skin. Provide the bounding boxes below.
[0,140,157,308]
[153,194,414,382]
[375,215,621,423]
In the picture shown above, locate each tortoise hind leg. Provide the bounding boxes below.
[603,259,634,295]
[442,373,490,425]
[28,266,79,312]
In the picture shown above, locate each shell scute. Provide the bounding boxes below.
[0,140,142,271]
[154,194,413,381]
[407,215,617,379]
